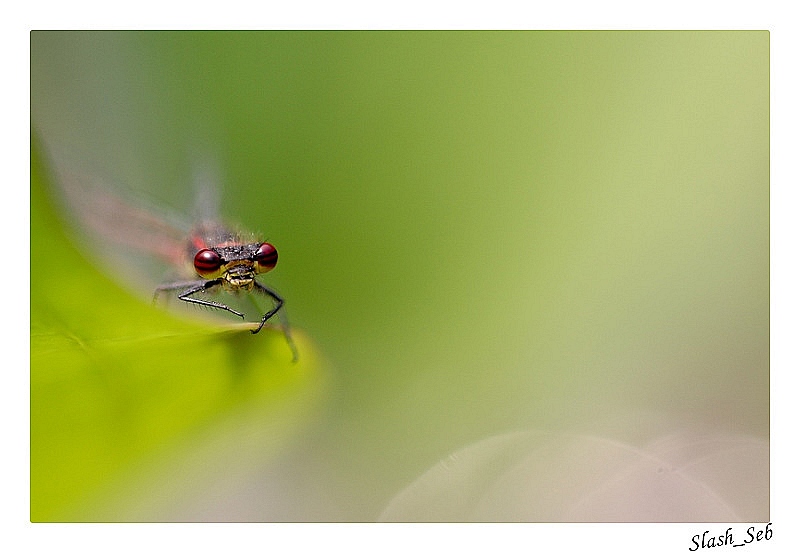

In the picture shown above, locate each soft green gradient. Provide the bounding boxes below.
[31,31,768,520]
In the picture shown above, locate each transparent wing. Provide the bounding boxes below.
[54,169,196,289]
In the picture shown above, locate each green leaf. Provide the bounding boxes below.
[30,138,325,521]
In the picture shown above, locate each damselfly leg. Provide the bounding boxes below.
[251,282,298,362]
[155,279,246,318]
[154,278,298,361]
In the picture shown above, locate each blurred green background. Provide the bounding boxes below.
[30,31,768,521]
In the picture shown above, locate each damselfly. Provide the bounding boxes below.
[56,169,298,361]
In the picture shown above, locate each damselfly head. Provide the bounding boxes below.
[193,241,279,288]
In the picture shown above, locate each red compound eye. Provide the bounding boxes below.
[194,248,223,276]
[254,242,278,272]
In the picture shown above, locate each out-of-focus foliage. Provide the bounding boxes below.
[31,32,768,521]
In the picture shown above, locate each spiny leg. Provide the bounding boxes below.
[252,281,299,362]
[154,279,208,304]
[177,280,245,318]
